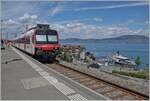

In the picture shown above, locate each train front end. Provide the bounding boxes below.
[34,25,60,62]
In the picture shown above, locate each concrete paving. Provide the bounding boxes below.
[1,47,69,100]
[1,46,107,100]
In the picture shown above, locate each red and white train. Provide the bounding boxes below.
[13,24,60,61]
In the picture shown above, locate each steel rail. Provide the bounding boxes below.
[47,62,149,100]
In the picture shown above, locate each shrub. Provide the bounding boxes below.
[112,70,148,79]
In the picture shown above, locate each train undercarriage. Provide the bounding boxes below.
[34,48,60,63]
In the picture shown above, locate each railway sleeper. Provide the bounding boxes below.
[96,86,113,93]
[50,66,61,71]
[67,73,84,78]
[65,72,75,75]
[88,83,105,90]
[63,69,76,73]
[100,88,116,94]
[82,80,98,86]
[53,68,74,74]
[53,66,70,71]
[58,68,73,72]
[64,71,81,75]
[71,75,87,81]
[106,90,126,99]
[113,93,137,100]
[78,78,92,83]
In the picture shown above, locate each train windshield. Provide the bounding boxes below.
[36,30,58,44]
[36,35,47,42]
[47,35,57,42]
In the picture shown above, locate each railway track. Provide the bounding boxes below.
[47,63,149,100]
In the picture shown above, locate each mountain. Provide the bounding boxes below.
[104,35,149,40]
[61,35,149,41]
[60,35,149,43]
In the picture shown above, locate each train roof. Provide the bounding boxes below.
[13,29,35,40]
[13,24,57,40]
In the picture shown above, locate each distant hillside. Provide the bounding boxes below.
[104,35,149,40]
[61,35,149,42]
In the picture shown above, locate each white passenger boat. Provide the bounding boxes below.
[111,53,136,66]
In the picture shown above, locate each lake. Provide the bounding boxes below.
[61,39,149,69]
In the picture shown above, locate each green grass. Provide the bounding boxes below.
[112,70,149,79]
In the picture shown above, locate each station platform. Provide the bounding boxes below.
[1,46,107,100]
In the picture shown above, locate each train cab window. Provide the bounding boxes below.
[36,35,47,42]
[47,35,57,42]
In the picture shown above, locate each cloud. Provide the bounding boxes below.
[3,19,18,26]
[51,22,147,39]
[2,19,22,39]
[2,19,19,32]
[2,2,38,20]
[93,17,103,22]
[55,17,103,25]
[2,13,38,39]
[125,19,149,26]
[75,2,148,11]
[2,18,147,39]
[19,13,38,23]
[145,20,149,24]
[18,13,39,30]
[1,1,148,39]
[50,5,63,16]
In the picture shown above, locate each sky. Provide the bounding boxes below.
[1,0,149,39]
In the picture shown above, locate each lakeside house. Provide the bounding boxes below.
[60,45,95,63]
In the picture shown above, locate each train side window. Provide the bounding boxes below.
[22,38,25,43]
[32,35,34,43]
[28,36,30,44]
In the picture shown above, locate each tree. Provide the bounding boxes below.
[90,53,96,60]
[135,56,141,68]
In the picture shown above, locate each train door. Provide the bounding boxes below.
[25,35,29,53]
[31,34,35,55]
[24,37,26,51]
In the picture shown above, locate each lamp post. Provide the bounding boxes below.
[1,19,3,41]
